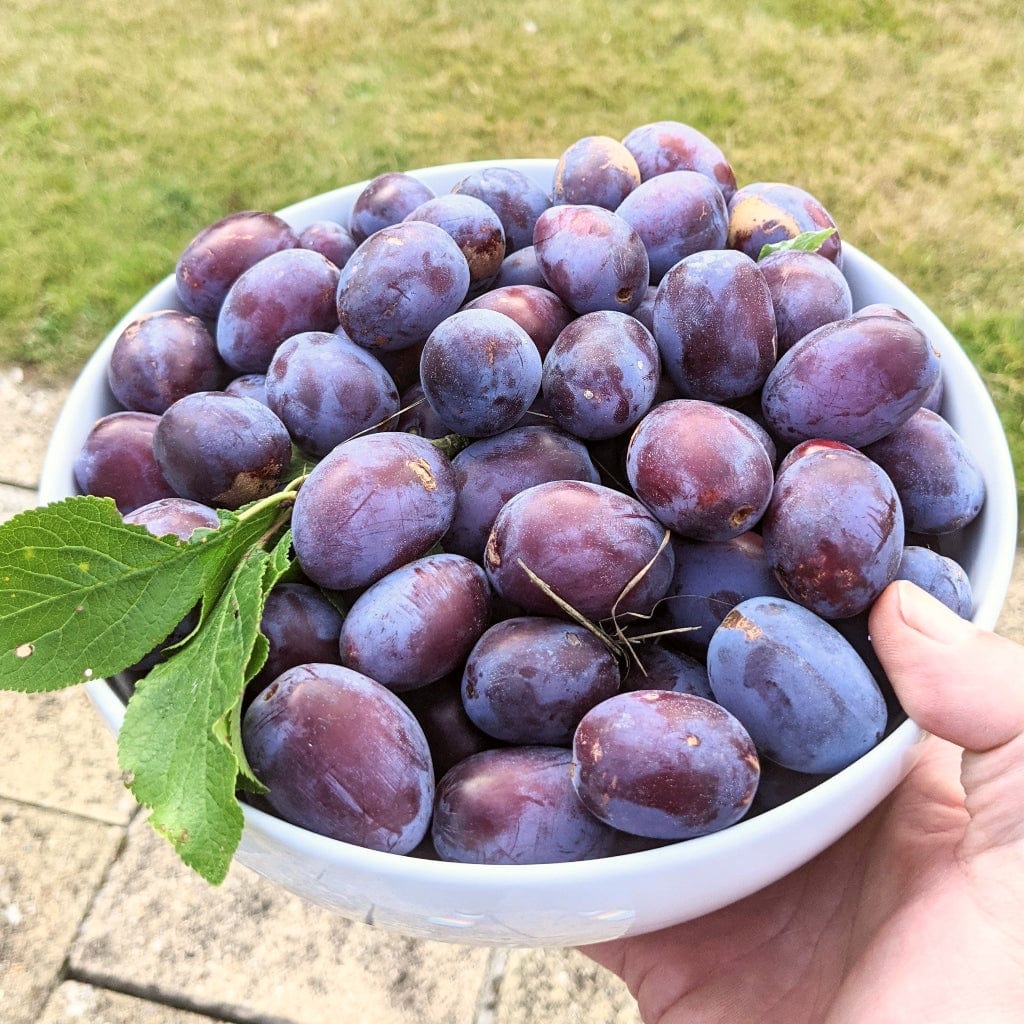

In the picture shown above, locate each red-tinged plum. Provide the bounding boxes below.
[484,480,675,624]
[464,285,574,360]
[451,166,552,254]
[122,496,220,540]
[851,303,913,322]
[863,408,985,535]
[404,193,506,290]
[399,673,497,781]
[265,331,400,457]
[655,532,788,653]
[493,245,547,289]
[348,171,435,244]
[775,438,860,478]
[108,310,227,414]
[572,691,759,839]
[297,219,357,269]
[758,249,853,354]
[461,616,620,745]
[727,182,842,267]
[553,135,641,210]
[542,310,661,440]
[443,425,600,562]
[336,221,471,353]
[243,664,434,854]
[224,373,268,406]
[216,249,341,373]
[174,210,298,320]
[762,445,904,618]
[153,392,291,510]
[432,746,618,864]
[339,553,491,692]
[707,596,887,773]
[291,431,457,591]
[626,400,774,541]
[419,308,542,438]
[616,170,729,283]
[74,411,177,513]
[248,583,345,696]
[895,545,974,618]
[622,644,713,701]
[760,314,941,447]
[652,249,777,402]
[533,205,648,315]
[621,120,737,200]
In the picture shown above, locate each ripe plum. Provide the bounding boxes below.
[336,221,471,353]
[533,205,648,315]
[339,553,491,691]
[707,596,887,773]
[153,392,291,510]
[291,431,457,590]
[461,616,620,744]
[265,330,400,457]
[627,400,774,541]
[419,308,542,437]
[542,310,661,440]
[572,690,760,839]
[484,479,675,623]
[652,249,776,402]
[762,445,904,618]
[243,664,434,854]
[432,746,618,864]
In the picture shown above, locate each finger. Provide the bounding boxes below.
[868,580,1024,753]
[869,579,1024,853]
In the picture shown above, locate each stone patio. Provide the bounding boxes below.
[0,370,1020,1023]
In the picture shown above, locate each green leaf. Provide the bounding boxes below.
[0,498,211,692]
[0,494,290,693]
[217,528,295,794]
[118,542,279,885]
[758,228,838,261]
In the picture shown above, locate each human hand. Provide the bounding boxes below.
[581,580,1024,1023]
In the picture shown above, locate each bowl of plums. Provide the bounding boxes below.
[31,121,1018,946]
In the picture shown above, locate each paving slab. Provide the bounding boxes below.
[71,815,491,1024]
[38,980,231,1024]
[0,688,136,826]
[0,482,37,523]
[0,368,67,490]
[493,947,642,1024]
[0,798,125,1024]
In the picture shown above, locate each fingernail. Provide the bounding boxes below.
[893,579,974,643]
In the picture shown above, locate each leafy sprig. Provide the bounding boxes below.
[0,484,301,884]
[758,227,838,261]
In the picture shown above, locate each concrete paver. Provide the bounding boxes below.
[493,947,642,1024]
[38,981,230,1024]
[0,688,136,827]
[0,371,66,490]
[70,815,491,1024]
[0,799,125,1024]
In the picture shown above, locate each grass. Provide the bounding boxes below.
[1,0,1021,504]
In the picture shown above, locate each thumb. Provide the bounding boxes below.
[869,580,1024,853]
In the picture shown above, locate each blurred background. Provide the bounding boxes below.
[0,3,1022,1023]
[2,0,1021,506]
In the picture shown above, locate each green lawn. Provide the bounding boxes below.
[2,0,1021,502]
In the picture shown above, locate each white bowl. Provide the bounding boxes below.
[38,159,1019,947]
